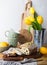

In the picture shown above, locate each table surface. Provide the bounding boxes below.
[37,55,47,65]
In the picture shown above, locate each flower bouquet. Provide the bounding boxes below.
[24,7,43,32]
[24,7,45,48]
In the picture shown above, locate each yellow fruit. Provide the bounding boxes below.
[29,7,35,14]
[40,47,47,54]
[0,42,9,47]
[37,16,43,24]
[24,16,35,25]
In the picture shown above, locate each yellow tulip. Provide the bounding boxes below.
[24,17,31,25]
[29,7,35,14]
[24,16,35,25]
[28,16,35,22]
[37,16,43,24]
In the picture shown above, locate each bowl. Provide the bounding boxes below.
[0,46,10,53]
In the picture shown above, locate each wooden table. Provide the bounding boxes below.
[37,55,47,65]
[37,44,47,65]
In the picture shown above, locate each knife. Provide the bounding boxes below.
[20,58,43,64]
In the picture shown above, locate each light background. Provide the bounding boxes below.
[0,0,47,44]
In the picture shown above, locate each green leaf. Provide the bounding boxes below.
[34,12,38,21]
[28,25,32,32]
[32,21,42,30]
[32,22,38,30]
[35,21,42,30]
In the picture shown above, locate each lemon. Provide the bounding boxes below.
[37,16,43,24]
[0,42,9,47]
[40,47,47,54]
[29,7,35,14]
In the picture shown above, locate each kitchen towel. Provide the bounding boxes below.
[0,60,37,65]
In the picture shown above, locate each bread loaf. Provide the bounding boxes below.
[19,41,37,53]
[19,29,33,42]
[19,47,30,55]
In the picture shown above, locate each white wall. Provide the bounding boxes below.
[32,0,47,44]
[0,0,25,41]
[32,0,47,28]
[0,0,47,43]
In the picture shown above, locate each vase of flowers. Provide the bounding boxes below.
[34,29,45,49]
[24,7,45,48]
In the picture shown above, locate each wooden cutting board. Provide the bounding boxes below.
[0,52,42,61]
[0,53,47,65]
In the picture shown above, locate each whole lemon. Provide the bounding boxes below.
[40,47,47,54]
[0,42,9,47]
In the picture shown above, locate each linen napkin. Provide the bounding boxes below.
[0,58,37,65]
[0,60,37,65]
